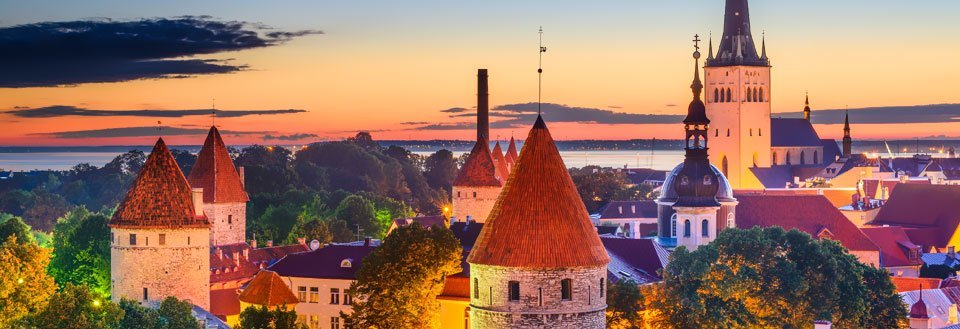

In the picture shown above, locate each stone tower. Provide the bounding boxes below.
[842,111,853,158]
[110,138,210,309]
[452,69,503,223]
[705,0,772,188]
[187,126,249,245]
[468,116,610,328]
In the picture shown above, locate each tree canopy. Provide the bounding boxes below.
[0,235,57,328]
[49,207,112,297]
[31,283,123,329]
[237,305,304,329]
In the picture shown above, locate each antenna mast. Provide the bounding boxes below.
[538,27,547,115]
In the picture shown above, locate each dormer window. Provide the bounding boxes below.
[341,259,353,268]
[703,175,712,185]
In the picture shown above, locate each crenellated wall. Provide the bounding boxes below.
[111,227,210,309]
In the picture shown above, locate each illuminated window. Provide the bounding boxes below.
[309,287,319,303]
[297,286,307,302]
[344,290,352,305]
[330,317,341,329]
[309,315,319,329]
[561,279,572,301]
[330,288,340,304]
[727,213,735,228]
[508,281,520,302]
[341,259,352,268]
[159,234,166,246]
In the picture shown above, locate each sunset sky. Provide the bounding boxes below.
[1,0,959,146]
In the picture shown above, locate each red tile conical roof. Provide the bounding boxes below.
[506,137,519,165]
[110,138,209,229]
[453,140,502,187]
[188,126,249,203]
[492,142,509,180]
[238,270,299,306]
[468,116,609,268]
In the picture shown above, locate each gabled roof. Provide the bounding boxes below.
[210,242,308,284]
[110,138,209,229]
[187,126,248,203]
[869,184,960,249]
[601,237,668,284]
[270,244,375,280]
[238,270,299,306]
[770,118,823,147]
[598,200,658,219]
[821,139,841,163]
[468,116,609,268]
[453,140,502,187]
[733,193,879,252]
[491,142,509,181]
[892,277,944,293]
[861,226,923,267]
[209,289,241,318]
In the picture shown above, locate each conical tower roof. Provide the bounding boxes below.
[238,270,300,306]
[110,138,209,229]
[468,116,609,268]
[492,142,509,180]
[506,137,519,164]
[187,126,249,203]
[453,140,502,187]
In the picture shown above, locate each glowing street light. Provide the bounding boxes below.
[93,299,101,307]
[17,278,24,284]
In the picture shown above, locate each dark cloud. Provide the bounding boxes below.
[412,103,682,131]
[441,107,471,113]
[33,126,270,139]
[0,16,322,87]
[784,104,960,125]
[399,121,430,125]
[5,105,306,118]
[263,133,319,141]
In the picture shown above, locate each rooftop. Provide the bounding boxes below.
[187,126,249,203]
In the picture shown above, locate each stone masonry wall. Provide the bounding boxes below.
[452,186,502,223]
[204,202,246,245]
[111,227,210,310]
[469,264,606,329]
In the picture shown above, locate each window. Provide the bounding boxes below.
[715,129,719,137]
[726,88,732,102]
[800,151,806,165]
[297,315,306,328]
[129,234,137,246]
[561,279,572,301]
[297,286,307,302]
[330,317,341,329]
[759,128,762,136]
[473,192,477,198]
[726,129,730,137]
[786,151,792,165]
[143,287,148,301]
[684,220,691,237]
[341,259,352,268]
[330,288,340,304]
[146,236,149,246]
[309,315,319,329]
[727,213,735,228]
[814,151,819,164]
[473,278,479,299]
[670,214,678,237]
[228,215,233,224]
[714,89,719,103]
[600,278,605,297]
[309,287,319,303]
[759,88,764,102]
[344,290,352,305]
[753,88,759,102]
[187,236,191,245]
[749,128,753,136]
[457,191,461,198]
[720,88,726,102]
[721,156,729,177]
[746,88,752,102]
[539,288,543,306]
[508,281,520,302]
[702,220,710,237]
[772,152,778,165]
[159,234,166,246]
[111,232,114,243]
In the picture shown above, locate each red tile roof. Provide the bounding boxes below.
[238,270,299,306]
[187,126,249,203]
[733,193,879,252]
[506,137,519,167]
[209,289,241,318]
[110,138,209,229]
[453,140,502,187]
[869,184,960,249]
[439,275,470,299]
[391,216,448,230]
[861,226,924,267]
[863,178,930,200]
[210,242,309,284]
[492,142,509,180]
[468,116,609,268]
[891,277,942,293]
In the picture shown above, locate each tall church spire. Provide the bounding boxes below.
[803,93,811,121]
[707,0,769,67]
[843,110,853,158]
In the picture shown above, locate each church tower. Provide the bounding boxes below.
[803,93,812,121]
[110,138,210,309]
[842,111,853,158]
[468,115,609,328]
[452,69,503,223]
[705,0,772,188]
[188,126,249,245]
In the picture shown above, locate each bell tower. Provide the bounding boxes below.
[704,0,772,188]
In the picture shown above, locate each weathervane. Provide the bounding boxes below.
[538,26,547,116]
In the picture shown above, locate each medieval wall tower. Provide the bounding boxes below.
[705,0,772,188]
[452,69,504,223]
[110,138,211,309]
[188,126,249,245]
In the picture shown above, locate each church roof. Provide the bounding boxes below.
[453,140,502,187]
[187,126,249,203]
[492,142,509,181]
[468,116,609,268]
[110,138,209,229]
[771,118,823,147]
[238,270,299,306]
[706,0,769,67]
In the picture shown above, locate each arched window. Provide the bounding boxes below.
[714,88,719,103]
[786,151,792,165]
[340,259,353,268]
[749,128,753,136]
[721,156,729,177]
[726,129,731,137]
[715,129,719,137]
[670,213,678,237]
[772,152,778,165]
[683,220,691,237]
[701,219,710,237]
[720,89,726,102]
[726,88,732,102]
[813,151,819,164]
[726,212,735,228]
[561,279,572,301]
[800,151,807,165]
[759,88,765,102]
[759,128,762,136]
[753,88,759,102]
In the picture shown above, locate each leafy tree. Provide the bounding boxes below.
[423,149,458,195]
[103,150,146,175]
[607,280,643,329]
[31,283,123,329]
[0,216,33,243]
[157,296,201,329]
[346,223,462,328]
[335,195,379,239]
[920,263,958,279]
[286,219,333,246]
[648,227,907,329]
[119,299,162,329]
[252,204,301,243]
[0,236,57,328]
[237,305,305,329]
[170,149,198,177]
[49,208,111,297]
[23,191,72,231]
[569,167,635,213]
[117,297,200,329]
[0,189,33,216]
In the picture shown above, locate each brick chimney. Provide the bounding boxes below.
[477,69,489,142]
[191,188,204,217]
[215,247,223,260]
[232,251,240,267]
[266,240,273,247]
[238,166,245,188]
[249,238,257,249]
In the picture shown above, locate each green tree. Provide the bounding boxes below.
[423,149,458,194]
[237,305,305,329]
[607,280,643,329]
[0,216,33,243]
[346,223,462,328]
[920,263,958,279]
[119,299,162,329]
[0,236,57,328]
[31,283,123,329]
[157,296,201,329]
[49,208,111,297]
[116,296,200,329]
[170,149,198,177]
[252,204,301,243]
[286,219,333,246]
[335,195,379,239]
[648,227,907,329]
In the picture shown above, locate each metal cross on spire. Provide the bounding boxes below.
[538,26,547,116]
[693,34,701,51]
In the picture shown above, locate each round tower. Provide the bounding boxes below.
[188,126,249,245]
[468,116,610,328]
[452,69,503,224]
[110,138,211,309]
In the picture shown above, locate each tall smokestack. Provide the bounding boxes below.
[477,69,489,142]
